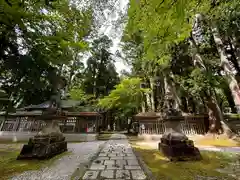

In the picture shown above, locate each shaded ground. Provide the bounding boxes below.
[0,142,105,180]
[132,144,240,180]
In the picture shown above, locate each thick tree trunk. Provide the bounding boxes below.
[169,82,181,110]
[180,97,188,113]
[206,97,223,133]
[141,95,146,112]
[191,14,233,135]
[227,38,240,75]
[221,80,237,113]
[163,76,171,109]
[163,75,181,112]
[231,35,240,68]
[146,93,151,111]
[204,92,233,136]
[212,26,240,112]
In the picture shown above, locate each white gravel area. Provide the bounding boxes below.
[11,141,105,180]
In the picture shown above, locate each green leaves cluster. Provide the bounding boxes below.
[121,0,240,115]
[0,0,93,107]
[98,78,149,115]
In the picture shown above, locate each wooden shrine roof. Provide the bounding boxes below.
[18,100,82,111]
[0,111,102,117]
[134,112,161,119]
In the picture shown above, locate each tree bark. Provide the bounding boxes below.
[221,80,237,113]
[212,25,240,112]
[149,77,155,111]
[206,96,223,133]
[205,95,233,136]
[141,94,146,112]
[191,14,233,135]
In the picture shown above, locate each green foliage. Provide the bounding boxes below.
[83,36,119,98]
[69,88,88,101]
[98,78,149,116]
[0,0,93,107]
[122,0,240,114]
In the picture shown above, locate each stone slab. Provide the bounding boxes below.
[104,160,115,165]
[127,159,139,166]
[99,153,108,156]
[100,170,114,179]
[125,165,141,170]
[89,164,105,170]
[96,157,109,160]
[82,170,99,180]
[124,156,137,160]
[110,156,124,160]
[116,170,131,179]
[131,170,147,180]
[108,153,117,157]
[106,164,123,170]
[126,153,135,156]
[116,159,127,166]
[116,153,125,157]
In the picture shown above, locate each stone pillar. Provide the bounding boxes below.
[164,120,182,133]
[37,120,62,135]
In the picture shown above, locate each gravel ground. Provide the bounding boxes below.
[11,141,105,180]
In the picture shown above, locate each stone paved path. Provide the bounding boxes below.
[11,142,105,180]
[82,134,147,180]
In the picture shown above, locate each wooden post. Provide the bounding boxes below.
[13,117,20,131]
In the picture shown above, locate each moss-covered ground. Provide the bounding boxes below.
[195,136,240,147]
[0,143,70,180]
[132,143,238,180]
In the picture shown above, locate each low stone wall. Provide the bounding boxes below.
[0,131,97,142]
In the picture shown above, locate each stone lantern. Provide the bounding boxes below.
[17,75,68,160]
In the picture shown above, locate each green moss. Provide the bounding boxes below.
[0,148,70,180]
[226,113,240,119]
[133,146,237,180]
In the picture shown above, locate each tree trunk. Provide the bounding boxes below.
[227,38,240,75]
[221,80,237,113]
[149,77,155,111]
[231,35,240,68]
[205,94,233,136]
[163,76,171,109]
[206,96,223,133]
[141,94,146,112]
[180,97,188,113]
[169,81,181,110]
[212,25,240,112]
[191,14,233,135]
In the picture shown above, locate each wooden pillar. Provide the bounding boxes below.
[0,115,4,130]
[75,116,81,133]
[13,117,20,131]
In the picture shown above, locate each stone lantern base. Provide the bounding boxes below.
[17,120,67,160]
[158,119,201,161]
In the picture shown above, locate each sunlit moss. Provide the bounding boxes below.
[133,144,237,180]
[195,137,240,147]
